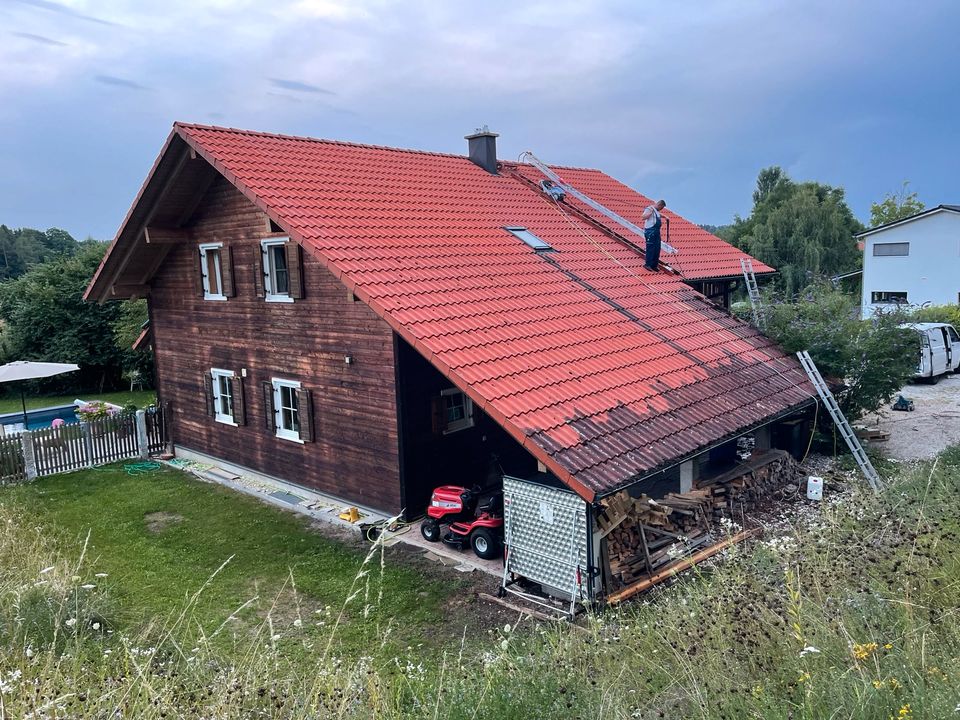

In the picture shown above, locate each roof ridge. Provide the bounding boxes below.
[174,121,472,161]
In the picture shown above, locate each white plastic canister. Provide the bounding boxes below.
[806,476,824,501]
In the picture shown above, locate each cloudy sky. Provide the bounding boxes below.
[1,0,957,241]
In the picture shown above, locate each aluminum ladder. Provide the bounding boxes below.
[796,350,883,493]
[520,151,677,254]
[740,257,763,326]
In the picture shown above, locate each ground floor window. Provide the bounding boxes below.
[871,290,908,304]
[440,387,474,434]
[205,368,243,425]
[268,378,314,443]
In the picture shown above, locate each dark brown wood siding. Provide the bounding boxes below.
[149,176,401,512]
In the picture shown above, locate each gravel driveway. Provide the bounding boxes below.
[862,372,960,461]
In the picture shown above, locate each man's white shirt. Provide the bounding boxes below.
[642,206,660,229]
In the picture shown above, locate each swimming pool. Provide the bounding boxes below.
[0,404,81,433]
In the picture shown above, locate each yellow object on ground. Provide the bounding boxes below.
[339,506,360,523]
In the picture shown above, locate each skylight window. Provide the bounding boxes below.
[505,226,553,251]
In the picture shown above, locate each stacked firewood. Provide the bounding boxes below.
[599,493,711,586]
[697,450,800,517]
[601,451,800,587]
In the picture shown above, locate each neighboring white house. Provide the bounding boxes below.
[858,204,960,317]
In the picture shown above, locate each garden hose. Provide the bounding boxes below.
[123,461,162,475]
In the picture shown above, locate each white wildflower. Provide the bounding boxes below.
[293,618,302,628]
[503,623,511,633]
[81,584,95,590]
[64,618,77,628]
[92,622,101,631]
[800,646,820,658]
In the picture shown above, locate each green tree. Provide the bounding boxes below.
[0,225,78,280]
[763,283,918,422]
[869,181,925,227]
[0,241,149,393]
[724,167,863,295]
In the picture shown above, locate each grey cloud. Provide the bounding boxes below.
[269,78,335,95]
[95,74,149,90]
[11,31,69,46]
[11,0,118,26]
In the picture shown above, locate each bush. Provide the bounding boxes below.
[909,303,960,328]
[762,283,918,421]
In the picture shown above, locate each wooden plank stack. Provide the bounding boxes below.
[602,450,799,588]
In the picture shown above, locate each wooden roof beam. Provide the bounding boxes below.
[144,226,190,245]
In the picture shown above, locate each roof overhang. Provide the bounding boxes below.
[592,396,816,500]
[856,205,960,239]
[85,131,220,304]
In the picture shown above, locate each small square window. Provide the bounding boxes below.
[505,226,553,251]
[199,243,226,300]
[210,368,236,425]
[440,387,474,433]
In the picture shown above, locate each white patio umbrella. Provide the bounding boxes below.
[0,361,80,430]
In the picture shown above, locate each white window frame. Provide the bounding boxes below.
[211,368,237,426]
[272,378,303,443]
[261,238,294,303]
[199,243,227,301]
[441,387,474,434]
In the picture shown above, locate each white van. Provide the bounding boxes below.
[900,322,960,382]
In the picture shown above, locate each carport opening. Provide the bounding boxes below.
[394,336,538,519]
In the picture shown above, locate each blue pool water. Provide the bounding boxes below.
[0,404,80,433]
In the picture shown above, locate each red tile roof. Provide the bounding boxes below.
[95,124,815,501]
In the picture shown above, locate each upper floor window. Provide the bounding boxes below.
[873,242,909,256]
[871,291,908,304]
[258,238,304,302]
[203,368,244,425]
[198,243,234,300]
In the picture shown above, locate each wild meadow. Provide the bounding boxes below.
[0,450,958,718]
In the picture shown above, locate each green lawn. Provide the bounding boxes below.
[0,389,157,415]
[6,463,458,657]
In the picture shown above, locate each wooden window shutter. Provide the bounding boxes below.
[430,395,444,436]
[261,381,275,430]
[221,246,236,298]
[286,241,305,299]
[231,375,246,425]
[203,373,215,417]
[296,388,314,442]
[195,249,206,298]
[253,247,265,298]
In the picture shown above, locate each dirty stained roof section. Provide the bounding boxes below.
[91,123,815,501]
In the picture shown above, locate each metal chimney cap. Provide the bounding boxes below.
[465,125,499,139]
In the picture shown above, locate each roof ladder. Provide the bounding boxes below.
[740,257,763,326]
[796,350,883,494]
[520,151,678,254]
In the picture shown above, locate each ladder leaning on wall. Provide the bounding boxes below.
[796,350,883,494]
[740,257,763,326]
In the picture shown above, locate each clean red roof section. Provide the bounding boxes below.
[119,124,815,500]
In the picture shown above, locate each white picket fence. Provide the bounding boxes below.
[0,405,169,483]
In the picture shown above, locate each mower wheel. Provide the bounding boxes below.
[420,519,441,542]
[470,528,501,560]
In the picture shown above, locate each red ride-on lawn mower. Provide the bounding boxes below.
[420,484,504,560]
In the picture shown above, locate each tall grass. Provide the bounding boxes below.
[0,451,959,718]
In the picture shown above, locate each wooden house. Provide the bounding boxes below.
[86,124,815,516]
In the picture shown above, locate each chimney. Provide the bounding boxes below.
[465,125,499,175]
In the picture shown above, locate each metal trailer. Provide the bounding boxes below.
[500,474,601,616]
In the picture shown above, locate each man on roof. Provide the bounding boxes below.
[642,199,668,271]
